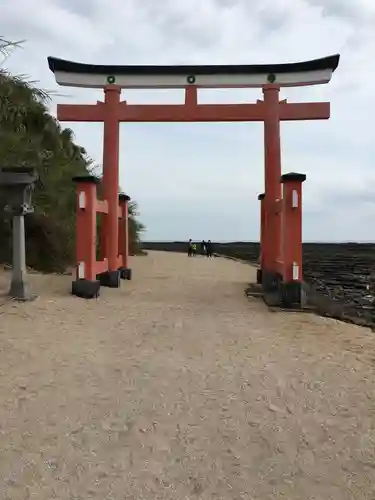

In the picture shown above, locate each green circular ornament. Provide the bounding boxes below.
[187,75,196,84]
[107,75,116,84]
[267,73,276,83]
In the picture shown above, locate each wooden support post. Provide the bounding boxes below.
[279,172,306,307]
[257,192,265,284]
[71,176,101,299]
[118,193,132,280]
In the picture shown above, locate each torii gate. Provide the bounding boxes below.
[48,54,339,303]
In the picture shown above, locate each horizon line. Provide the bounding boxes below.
[142,239,375,244]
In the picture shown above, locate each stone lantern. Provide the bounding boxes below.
[0,167,38,300]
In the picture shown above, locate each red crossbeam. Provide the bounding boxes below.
[57,104,104,122]
[279,102,330,120]
[57,101,330,123]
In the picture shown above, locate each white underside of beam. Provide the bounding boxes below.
[54,68,333,89]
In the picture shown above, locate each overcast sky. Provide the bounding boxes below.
[2,0,374,241]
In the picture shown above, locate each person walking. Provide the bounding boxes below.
[187,239,193,257]
[192,242,197,256]
[206,239,213,258]
[201,240,207,255]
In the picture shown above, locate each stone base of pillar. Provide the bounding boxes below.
[9,277,37,301]
[262,270,283,307]
[261,269,279,293]
[98,270,121,288]
[119,267,132,280]
[279,281,303,308]
[72,279,101,299]
[256,269,262,284]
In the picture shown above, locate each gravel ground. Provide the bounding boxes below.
[0,251,374,499]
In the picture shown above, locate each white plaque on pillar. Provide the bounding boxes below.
[292,189,298,208]
[78,191,86,209]
[292,262,299,281]
[77,261,85,279]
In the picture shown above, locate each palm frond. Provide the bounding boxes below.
[0,36,25,59]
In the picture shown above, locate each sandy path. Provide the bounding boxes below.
[0,251,375,499]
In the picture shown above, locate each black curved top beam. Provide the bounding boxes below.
[48,54,340,76]
[47,54,340,89]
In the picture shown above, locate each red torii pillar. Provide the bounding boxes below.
[101,86,121,278]
[262,85,282,292]
[256,85,329,296]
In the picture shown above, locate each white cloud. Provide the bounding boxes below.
[1,0,374,241]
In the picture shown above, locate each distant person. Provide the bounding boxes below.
[206,240,213,258]
[188,239,193,257]
[192,243,197,256]
[201,240,207,255]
